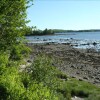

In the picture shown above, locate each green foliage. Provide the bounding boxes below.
[25,28,54,36]
[62,78,100,99]
[30,55,72,99]
[24,26,35,36]
[0,64,58,100]
[0,0,33,50]
[0,0,60,99]
[0,0,32,66]
[0,52,9,75]
[0,52,9,67]
[31,55,54,81]
[22,82,58,100]
[42,28,54,35]
[0,67,25,100]
[20,71,59,100]
[10,43,31,61]
[21,71,31,89]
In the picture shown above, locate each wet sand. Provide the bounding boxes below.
[27,43,100,86]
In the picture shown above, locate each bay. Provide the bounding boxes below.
[26,31,100,51]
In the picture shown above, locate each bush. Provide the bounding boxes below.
[21,71,31,89]
[0,66,59,100]
[10,44,31,61]
[20,71,59,100]
[30,55,71,99]
[0,67,25,100]
[0,52,60,100]
[22,82,58,100]
[0,52,9,67]
[31,55,55,82]
[0,52,9,75]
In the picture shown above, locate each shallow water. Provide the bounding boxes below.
[26,31,100,51]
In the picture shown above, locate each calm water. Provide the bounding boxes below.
[26,31,100,50]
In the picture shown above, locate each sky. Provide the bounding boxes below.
[27,0,100,30]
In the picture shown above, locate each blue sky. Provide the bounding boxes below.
[27,0,100,30]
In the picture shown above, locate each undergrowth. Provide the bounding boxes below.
[0,53,100,100]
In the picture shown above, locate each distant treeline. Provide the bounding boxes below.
[52,29,100,33]
[75,29,100,32]
[25,28,54,36]
[52,29,75,33]
[25,26,100,36]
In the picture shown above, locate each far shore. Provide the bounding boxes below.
[25,29,100,36]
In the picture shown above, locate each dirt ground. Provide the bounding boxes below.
[27,43,100,86]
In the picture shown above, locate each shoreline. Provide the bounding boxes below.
[26,36,100,52]
[27,43,100,86]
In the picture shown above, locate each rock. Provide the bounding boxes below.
[27,60,32,63]
[76,72,80,74]
[71,65,75,68]
[83,77,88,80]
[71,96,84,100]
[46,43,50,45]
[94,80,100,84]
[89,76,95,79]
[79,78,83,81]
[95,77,100,80]
[93,42,97,46]
[43,39,47,41]
[29,43,100,86]
[71,76,76,78]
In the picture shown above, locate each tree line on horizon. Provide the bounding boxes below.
[24,26,100,36]
[24,26,54,36]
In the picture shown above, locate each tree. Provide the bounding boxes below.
[0,0,33,50]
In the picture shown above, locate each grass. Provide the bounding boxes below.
[55,70,100,100]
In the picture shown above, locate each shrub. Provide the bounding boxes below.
[0,52,9,75]
[0,67,25,100]
[21,71,31,89]
[10,44,31,61]
[22,82,58,100]
[0,52,9,67]
[31,55,55,82]
[30,55,71,99]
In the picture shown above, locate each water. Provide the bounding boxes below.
[26,31,100,51]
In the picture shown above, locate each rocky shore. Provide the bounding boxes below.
[27,43,100,86]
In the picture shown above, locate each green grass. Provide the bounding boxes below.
[54,69,100,99]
